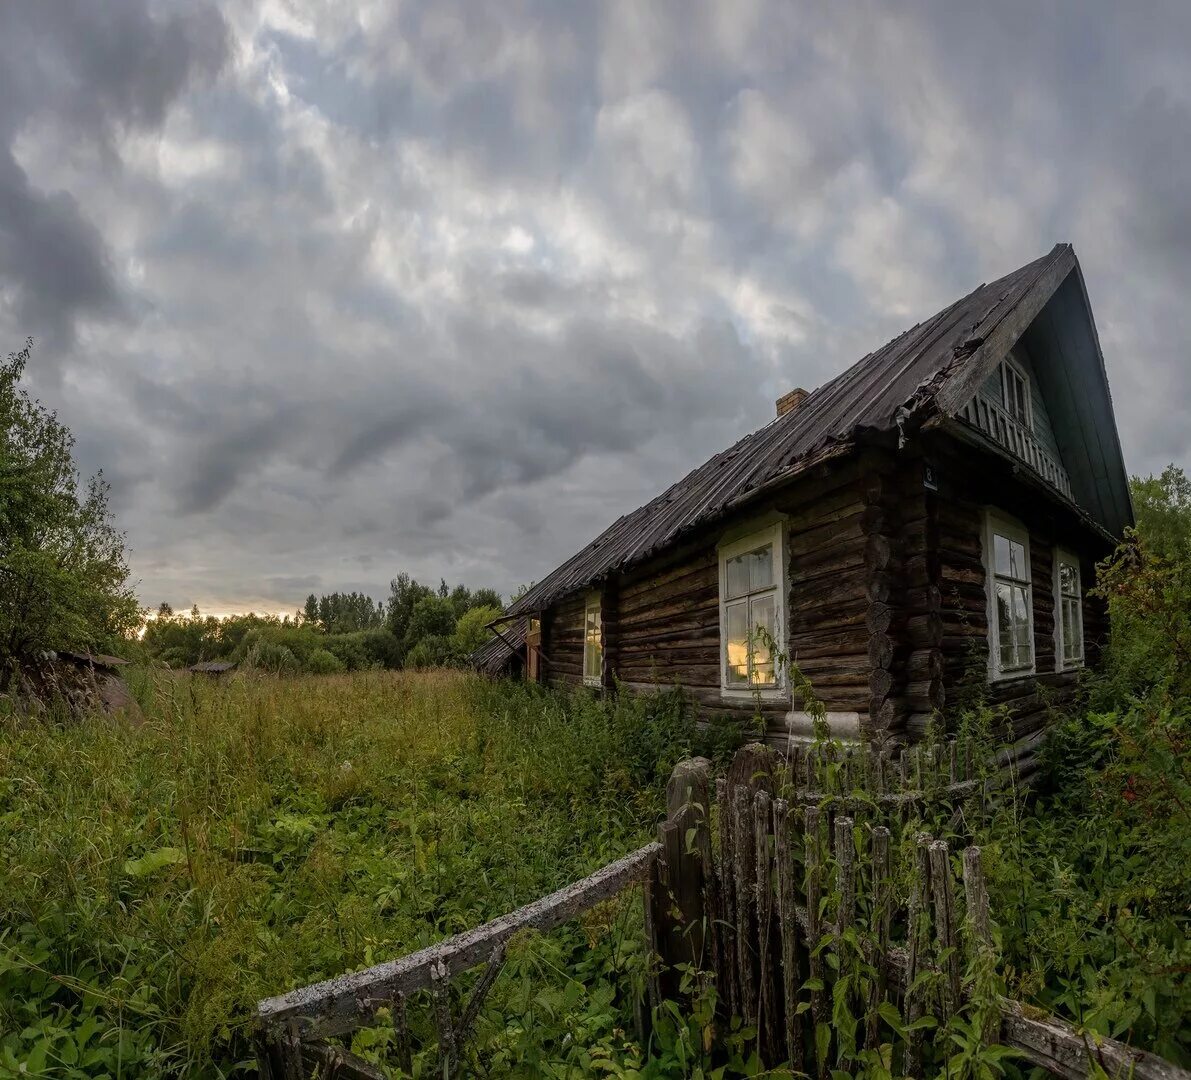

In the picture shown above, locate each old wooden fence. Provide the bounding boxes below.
[255,741,1187,1080]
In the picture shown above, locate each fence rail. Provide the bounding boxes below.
[255,741,1189,1080]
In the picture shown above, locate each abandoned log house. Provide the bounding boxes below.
[477,244,1131,753]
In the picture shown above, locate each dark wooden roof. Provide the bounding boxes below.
[189,660,237,674]
[508,244,1108,617]
[59,650,131,670]
[469,618,527,675]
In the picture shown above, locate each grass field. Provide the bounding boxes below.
[0,670,710,1078]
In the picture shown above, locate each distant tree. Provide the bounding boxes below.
[303,594,319,625]
[158,602,174,618]
[403,596,457,654]
[470,587,503,611]
[0,339,139,686]
[508,582,534,604]
[386,573,434,652]
[452,604,502,656]
[404,634,455,669]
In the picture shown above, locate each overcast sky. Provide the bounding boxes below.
[2,2,1189,614]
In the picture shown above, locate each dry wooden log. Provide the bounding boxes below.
[998,1000,1191,1080]
[389,992,411,1075]
[803,805,826,1046]
[904,835,932,1076]
[867,604,895,638]
[455,943,506,1063]
[754,790,778,1060]
[865,827,892,1052]
[715,776,736,1018]
[864,534,892,570]
[772,798,804,1073]
[299,1041,389,1080]
[929,840,962,1022]
[430,957,456,1078]
[868,632,894,669]
[732,785,758,1026]
[907,677,945,713]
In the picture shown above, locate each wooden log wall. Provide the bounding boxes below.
[778,458,874,723]
[911,433,1115,776]
[542,591,587,689]
[537,434,1113,761]
[860,453,902,741]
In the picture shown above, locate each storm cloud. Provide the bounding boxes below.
[1,1,1189,613]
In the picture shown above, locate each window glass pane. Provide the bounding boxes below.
[1059,562,1077,596]
[750,594,776,686]
[1012,585,1030,643]
[1009,540,1026,580]
[748,544,774,592]
[725,601,748,685]
[726,554,750,599]
[995,583,1012,643]
[1000,644,1015,670]
[994,534,1011,577]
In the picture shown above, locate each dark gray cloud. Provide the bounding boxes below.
[0,0,1188,613]
[0,0,229,350]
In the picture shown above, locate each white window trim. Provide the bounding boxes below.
[983,510,1035,682]
[582,592,602,687]
[1053,549,1085,671]
[718,521,788,700]
[1000,354,1033,432]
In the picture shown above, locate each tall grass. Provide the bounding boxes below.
[0,671,703,1077]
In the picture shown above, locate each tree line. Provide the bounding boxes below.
[140,577,507,674]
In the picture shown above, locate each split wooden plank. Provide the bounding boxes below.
[258,841,661,1038]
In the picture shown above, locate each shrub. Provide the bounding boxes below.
[242,639,299,675]
[404,634,456,669]
[304,648,344,675]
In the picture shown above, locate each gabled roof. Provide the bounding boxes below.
[508,244,1130,617]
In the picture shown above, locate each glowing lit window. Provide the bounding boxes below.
[1054,551,1084,669]
[583,595,602,687]
[719,523,785,695]
[984,512,1034,680]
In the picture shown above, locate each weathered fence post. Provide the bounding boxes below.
[772,797,804,1073]
[652,758,713,1001]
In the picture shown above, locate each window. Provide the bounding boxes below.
[1000,356,1032,430]
[1054,551,1084,668]
[984,512,1034,680]
[719,523,785,695]
[583,595,602,687]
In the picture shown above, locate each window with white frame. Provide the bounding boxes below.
[1000,356,1032,430]
[582,594,602,686]
[719,523,785,694]
[985,513,1034,679]
[1054,551,1084,668]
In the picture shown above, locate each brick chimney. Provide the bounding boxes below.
[776,387,808,418]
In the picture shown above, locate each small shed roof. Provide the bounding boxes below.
[469,619,527,675]
[59,650,131,670]
[189,660,237,674]
[508,244,1129,617]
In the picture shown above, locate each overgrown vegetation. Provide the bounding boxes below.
[0,672,724,1077]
